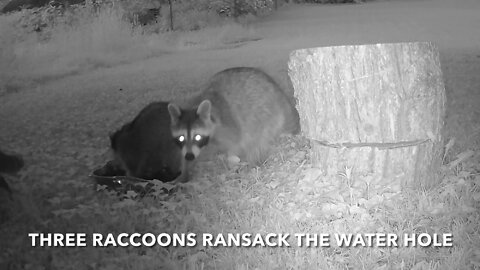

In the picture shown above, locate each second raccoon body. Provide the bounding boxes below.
[168,67,300,166]
[110,102,183,182]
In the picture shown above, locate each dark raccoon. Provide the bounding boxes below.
[110,102,183,182]
[0,149,24,195]
[0,150,24,174]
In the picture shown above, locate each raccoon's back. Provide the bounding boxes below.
[200,67,299,134]
[111,102,172,152]
[111,102,181,179]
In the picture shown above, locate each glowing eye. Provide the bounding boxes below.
[178,135,185,142]
[194,134,202,141]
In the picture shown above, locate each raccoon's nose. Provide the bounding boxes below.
[185,153,195,161]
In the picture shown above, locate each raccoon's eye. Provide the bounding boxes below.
[173,135,186,148]
[193,134,209,147]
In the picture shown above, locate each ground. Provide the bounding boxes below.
[0,0,479,269]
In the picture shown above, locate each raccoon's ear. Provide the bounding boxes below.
[167,103,181,125]
[197,100,212,121]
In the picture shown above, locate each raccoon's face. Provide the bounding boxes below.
[168,100,215,161]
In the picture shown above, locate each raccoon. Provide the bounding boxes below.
[110,102,185,182]
[0,150,24,174]
[167,67,300,167]
[0,149,23,196]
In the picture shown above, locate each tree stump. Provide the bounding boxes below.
[288,42,446,190]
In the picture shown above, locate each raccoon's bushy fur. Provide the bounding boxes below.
[168,67,300,166]
[110,102,184,182]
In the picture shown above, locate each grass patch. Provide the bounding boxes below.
[1,135,479,269]
[170,22,260,50]
[0,4,260,93]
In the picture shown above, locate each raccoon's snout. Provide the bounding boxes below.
[185,153,195,161]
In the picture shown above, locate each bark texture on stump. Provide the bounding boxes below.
[288,42,446,189]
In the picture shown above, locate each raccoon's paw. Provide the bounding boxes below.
[175,172,190,183]
[227,155,241,165]
[219,154,247,171]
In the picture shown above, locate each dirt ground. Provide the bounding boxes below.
[0,0,479,183]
